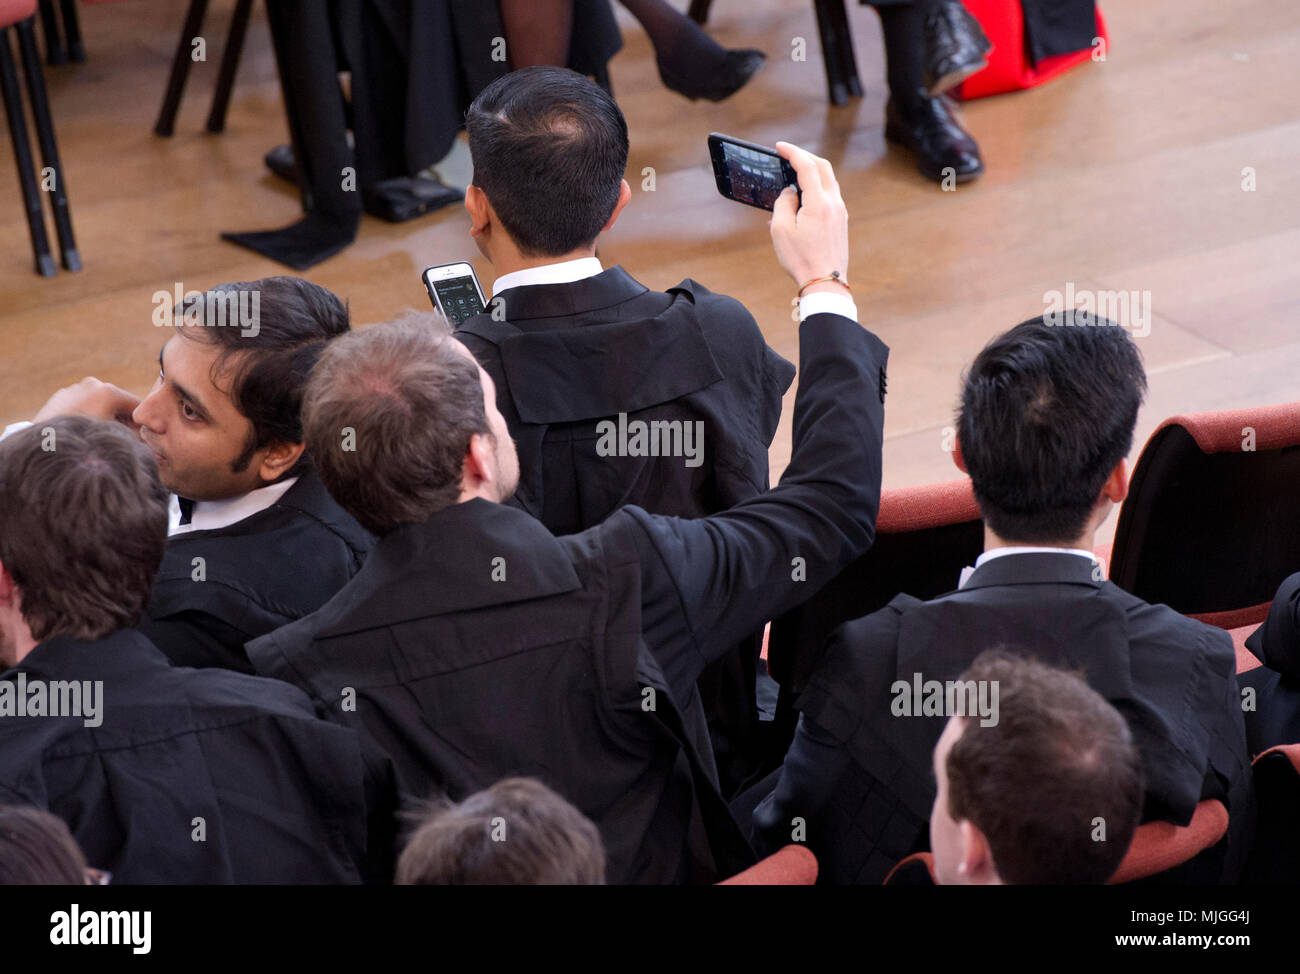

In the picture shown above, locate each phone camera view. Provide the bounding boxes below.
[723,143,786,209]
[435,278,485,325]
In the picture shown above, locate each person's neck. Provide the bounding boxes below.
[1,620,39,668]
[488,246,598,283]
[983,526,1096,555]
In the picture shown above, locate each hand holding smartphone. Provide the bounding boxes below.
[708,133,801,211]
[423,262,487,326]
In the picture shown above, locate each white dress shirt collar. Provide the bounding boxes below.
[958,545,1101,589]
[169,477,299,536]
[491,257,604,298]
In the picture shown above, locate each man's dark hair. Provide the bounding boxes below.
[0,417,169,641]
[396,778,606,885]
[303,312,490,536]
[945,650,1144,885]
[175,276,350,478]
[957,314,1147,543]
[466,65,629,257]
[0,806,89,885]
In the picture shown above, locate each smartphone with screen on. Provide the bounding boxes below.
[422,262,487,327]
[707,133,801,212]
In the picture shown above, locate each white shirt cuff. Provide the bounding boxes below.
[798,291,858,323]
[1,421,33,442]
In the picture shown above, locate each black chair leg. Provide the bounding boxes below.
[38,0,64,66]
[813,0,850,105]
[592,60,613,98]
[206,0,252,132]
[155,0,208,137]
[688,0,713,25]
[0,25,56,277]
[827,0,862,98]
[16,17,78,271]
[58,0,83,62]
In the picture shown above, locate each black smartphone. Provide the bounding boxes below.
[422,262,487,326]
[708,133,800,211]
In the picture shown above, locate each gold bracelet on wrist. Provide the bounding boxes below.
[797,271,851,298]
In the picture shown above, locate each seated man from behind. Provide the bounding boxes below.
[18,277,372,673]
[750,314,1251,884]
[248,144,890,884]
[396,777,606,885]
[0,417,394,883]
[930,652,1144,885]
[458,67,818,790]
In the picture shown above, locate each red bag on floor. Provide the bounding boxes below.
[957,2,1108,99]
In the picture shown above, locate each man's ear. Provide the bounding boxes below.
[952,433,968,474]
[461,431,495,493]
[256,441,307,484]
[465,184,492,239]
[601,180,633,232]
[957,819,996,882]
[1102,458,1129,504]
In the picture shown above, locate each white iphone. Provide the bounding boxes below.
[422,262,487,327]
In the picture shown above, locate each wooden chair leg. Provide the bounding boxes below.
[16,17,78,270]
[155,0,209,137]
[688,0,713,25]
[58,0,83,62]
[38,0,64,65]
[206,0,252,132]
[0,25,56,276]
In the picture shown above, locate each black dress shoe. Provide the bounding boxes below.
[924,0,993,96]
[885,95,984,184]
[656,48,766,102]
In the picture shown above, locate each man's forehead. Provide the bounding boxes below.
[162,331,240,404]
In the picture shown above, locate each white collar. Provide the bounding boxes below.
[959,546,1100,590]
[169,477,299,536]
[974,546,1098,568]
[491,257,604,298]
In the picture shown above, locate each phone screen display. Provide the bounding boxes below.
[720,141,789,209]
[433,276,485,325]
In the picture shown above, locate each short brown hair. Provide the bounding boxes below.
[945,650,1144,884]
[303,312,490,536]
[0,417,168,642]
[396,778,606,885]
[0,805,89,885]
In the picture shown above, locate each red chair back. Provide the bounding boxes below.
[1108,800,1229,884]
[1110,402,1300,630]
[767,478,984,694]
[718,845,818,885]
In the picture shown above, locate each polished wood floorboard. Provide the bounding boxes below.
[1,0,1297,546]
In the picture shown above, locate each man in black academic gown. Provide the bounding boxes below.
[20,277,372,674]
[0,417,395,883]
[248,143,889,884]
[453,67,797,794]
[748,314,1253,884]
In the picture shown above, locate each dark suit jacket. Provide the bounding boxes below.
[1242,571,1300,754]
[456,266,797,793]
[0,629,396,884]
[138,471,373,674]
[248,312,888,884]
[752,552,1253,884]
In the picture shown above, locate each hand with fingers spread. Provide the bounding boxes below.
[33,377,143,433]
[769,141,851,299]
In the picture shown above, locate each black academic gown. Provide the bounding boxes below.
[456,267,796,794]
[138,470,373,674]
[864,0,1099,65]
[1241,571,1300,755]
[247,312,888,884]
[752,553,1254,884]
[0,629,396,884]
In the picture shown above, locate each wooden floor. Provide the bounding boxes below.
[2,0,1298,546]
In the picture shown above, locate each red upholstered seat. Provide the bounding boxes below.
[1110,402,1300,631]
[1108,800,1229,884]
[0,0,35,28]
[957,1,1108,99]
[718,845,818,885]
